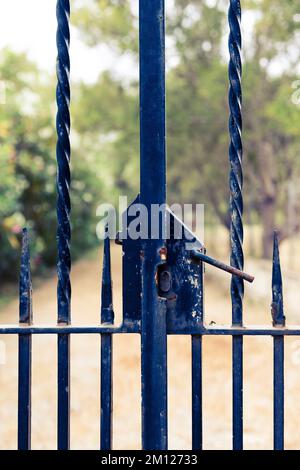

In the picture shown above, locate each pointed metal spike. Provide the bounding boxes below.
[271,231,285,327]
[19,228,33,324]
[101,234,114,324]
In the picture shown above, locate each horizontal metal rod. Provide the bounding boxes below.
[170,326,298,336]
[191,250,254,283]
[0,324,299,336]
[0,324,140,335]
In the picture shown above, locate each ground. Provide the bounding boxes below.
[1,244,300,450]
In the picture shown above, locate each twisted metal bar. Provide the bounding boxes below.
[228,0,243,325]
[228,0,244,451]
[56,0,71,323]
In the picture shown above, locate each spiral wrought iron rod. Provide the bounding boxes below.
[56,0,71,324]
[229,0,244,323]
[228,0,244,450]
[56,0,71,451]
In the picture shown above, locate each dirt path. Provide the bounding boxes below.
[0,246,300,449]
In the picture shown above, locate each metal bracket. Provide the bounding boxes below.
[118,200,254,332]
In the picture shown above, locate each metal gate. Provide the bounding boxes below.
[4,0,290,450]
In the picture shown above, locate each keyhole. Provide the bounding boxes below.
[158,269,172,293]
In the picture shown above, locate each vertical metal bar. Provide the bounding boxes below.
[140,0,166,207]
[141,295,167,450]
[272,232,285,450]
[192,336,202,450]
[56,0,71,450]
[139,0,168,450]
[101,335,113,449]
[274,337,284,450]
[100,236,114,450]
[57,334,70,449]
[228,0,244,450]
[232,336,243,449]
[18,228,33,450]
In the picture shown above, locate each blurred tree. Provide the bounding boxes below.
[0,49,104,281]
[72,72,140,199]
[242,0,300,256]
[73,0,300,258]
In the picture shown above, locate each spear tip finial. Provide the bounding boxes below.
[19,227,33,324]
[101,231,114,324]
[271,230,285,327]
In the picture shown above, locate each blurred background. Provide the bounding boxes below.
[0,0,300,450]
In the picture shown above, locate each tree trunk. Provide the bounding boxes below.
[257,141,277,259]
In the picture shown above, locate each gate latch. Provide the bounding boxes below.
[190,249,254,283]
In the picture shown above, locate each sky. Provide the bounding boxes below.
[0,0,295,83]
[0,0,136,83]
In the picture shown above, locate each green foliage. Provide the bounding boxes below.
[72,72,140,199]
[1,0,300,282]
[72,0,138,52]
[0,49,103,281]
[72,0,300,256]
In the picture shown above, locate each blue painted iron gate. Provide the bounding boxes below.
[4,0,289,450]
